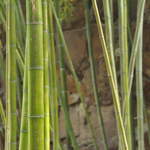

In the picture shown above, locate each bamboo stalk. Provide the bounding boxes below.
[0,97,5,126]
[6,0,17,149]
[43,0,50,149]
[51,2,99,150]
[27,0,44,150]
[54,1,80,150]
[102,0,118,88]
[19,47,28,150]
[84,0,108,149]
[136,1,144,149]
[136,35,144,150]
[91,0,129,149]
[118,0,133,149]
[128,0,146,96]
[48,1,59,149]
[18,21,29,150]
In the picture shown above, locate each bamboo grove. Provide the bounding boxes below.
[0,0,148,150]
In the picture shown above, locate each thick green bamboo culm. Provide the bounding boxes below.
[6,0,17,150]
[84,0,108,150]
[27,0,44,150]
[91,0,129,149]
[43,0,50,149]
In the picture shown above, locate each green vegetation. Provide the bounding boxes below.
[0,0,148,150]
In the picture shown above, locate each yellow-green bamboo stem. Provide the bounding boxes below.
[118,0,133,149]
[48,1,59,150]
[43,0,50,149]
[6,0,17,149]
[0,97,5,126]
[27,0,44,150]
[84,0,108,149]
[91,0,129,149]
[102,0,118,88]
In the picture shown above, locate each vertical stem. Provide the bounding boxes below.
[91,0,128,149]
[136,1,144,149]
[6,0,17,149]
[128,0,146,96]
[84,0,108,149]
[27,0,44,150]
[102,0,118,88]
[136,36,144,150]
[51,2,99,150]
[55,1,80,150]
[48,1,59,149]
[43,0,50,149]
[118,0,132,149]
[19,25,29,150]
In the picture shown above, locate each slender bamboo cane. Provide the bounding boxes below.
[18,21,29,150]
[6,0,17,149]
[0,97,5,126]
[128,0,146,96]
[19,47,28,150]
[118,0,133,149]
[55,1,80,150]
[84,0,108,149]
[91,0,129,149]
[43,0,50,149]
[136,2,144,149]
[27,0,44,150]
[136,37,144,150]
[48,1,59,149]
[102,0,118,88]
[51,2,99,150]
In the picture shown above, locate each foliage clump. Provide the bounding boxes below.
[58,0,75,22]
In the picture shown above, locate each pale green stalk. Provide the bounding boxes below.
[136,1,144,149]
[91,0,129,149]
[84,0,108,149]
[118,0,133,149]
[128,0,146,96]
[136,36,144,150]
